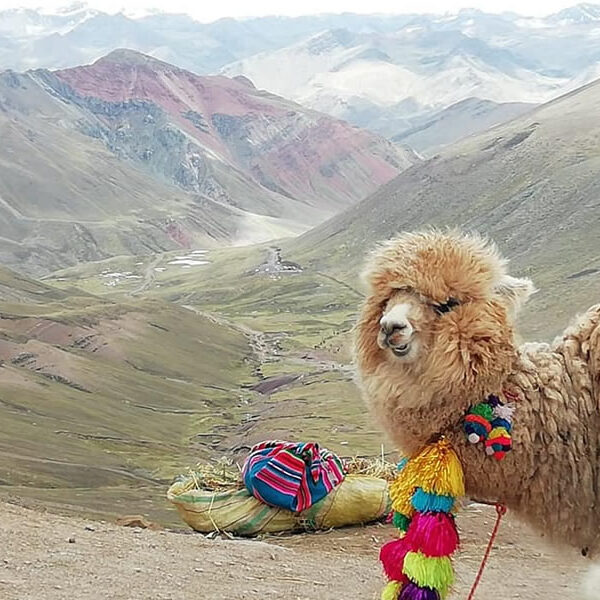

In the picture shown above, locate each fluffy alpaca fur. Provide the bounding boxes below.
[354,230,600,559]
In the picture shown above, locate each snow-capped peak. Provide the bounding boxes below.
[549,3,600,24]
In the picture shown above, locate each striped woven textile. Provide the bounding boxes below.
[242,440,346,512]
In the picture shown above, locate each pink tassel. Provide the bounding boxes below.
[380,538,412,581]
[404,512,459,557]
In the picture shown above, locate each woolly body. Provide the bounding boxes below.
[354,230,600,556]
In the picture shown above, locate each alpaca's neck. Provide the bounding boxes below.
[442,366,545,508]
[379,354,545,505]
[450,342,600,554]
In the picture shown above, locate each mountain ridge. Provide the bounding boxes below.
[287,74,600,340]
[52,49,414,213]
[4,5,600,144]
[0,49,415,273]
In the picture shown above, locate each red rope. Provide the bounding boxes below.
[466,504,507,600]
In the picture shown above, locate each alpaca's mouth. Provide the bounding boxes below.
[392,343,410,357]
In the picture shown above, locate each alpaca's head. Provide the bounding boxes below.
[355,230,535,415]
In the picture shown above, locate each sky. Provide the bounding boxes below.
[0,0,590,20]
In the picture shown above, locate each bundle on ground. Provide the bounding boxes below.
[167,460,392,536]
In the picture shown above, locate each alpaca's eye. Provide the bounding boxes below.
[432,298,460,316]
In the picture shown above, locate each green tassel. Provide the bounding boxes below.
[381,580,402,600]
[403,551,454,598]
[393,511,411,532]
[470,402,494,421]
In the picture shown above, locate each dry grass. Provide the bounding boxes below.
[181,453,397,492]
[343,454,397,482]
[183,458,244,491]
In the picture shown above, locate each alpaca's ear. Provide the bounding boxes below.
[493,275,536,313]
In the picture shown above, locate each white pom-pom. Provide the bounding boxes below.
[468,433,480,444]
[493,403,515,421]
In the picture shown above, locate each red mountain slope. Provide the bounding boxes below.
[54,49,416,219]
[0,50,416,273]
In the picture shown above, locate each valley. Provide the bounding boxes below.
[0,249,372,526]
[4,64,600,519]
[1,5,600,599]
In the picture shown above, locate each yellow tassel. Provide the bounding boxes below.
[488,427,509,440]
[390,439,465,502]
[390,477,416,517]
[381,580,403,600]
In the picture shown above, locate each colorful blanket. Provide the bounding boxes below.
[242,440,346,512]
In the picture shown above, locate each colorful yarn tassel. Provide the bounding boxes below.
[402,552,454,597]
[393,511,412,532]
[391,440,464,501]
[485,427,512,460]
[463,393,515,460]
[380,538,411,581]
[463,413,492,444]
[411,489,454,514]
[404,512,459,557]
[398,582,440,600]
[380,439,464,600]
[382,580,403,600]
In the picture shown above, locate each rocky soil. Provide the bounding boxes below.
[1,499,594,600]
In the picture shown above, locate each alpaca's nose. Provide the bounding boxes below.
[380,322,411,347]
[379,304,414,347]
[381,322,407,335]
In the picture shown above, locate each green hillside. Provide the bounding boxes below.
[288,80,600,340]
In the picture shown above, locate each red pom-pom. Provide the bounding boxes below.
[404,512,459,557]
[379,538,412,581]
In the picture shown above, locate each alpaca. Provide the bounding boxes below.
[354,230,600,562]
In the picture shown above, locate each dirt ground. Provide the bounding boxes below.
[0,499,595,600]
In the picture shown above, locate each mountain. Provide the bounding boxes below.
[54,50,413,212]
[549,3,600,23]
[0,8,419,73]
[0,78,229,275]
[0,50,413,273]
[219,6,600,141]
[0,3,98,38]
[288,78,600,341]
[393,98,534,154]
[222,26,566,140]
[4,5,600,146]
[0,67,239,275]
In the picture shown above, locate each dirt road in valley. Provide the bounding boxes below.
[182,305,280,366]
[1,500,593,600]
[130,255,162,296]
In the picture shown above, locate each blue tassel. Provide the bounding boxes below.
[411,488,454,513]
[491,417,512,431]
[397,457,409,472]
